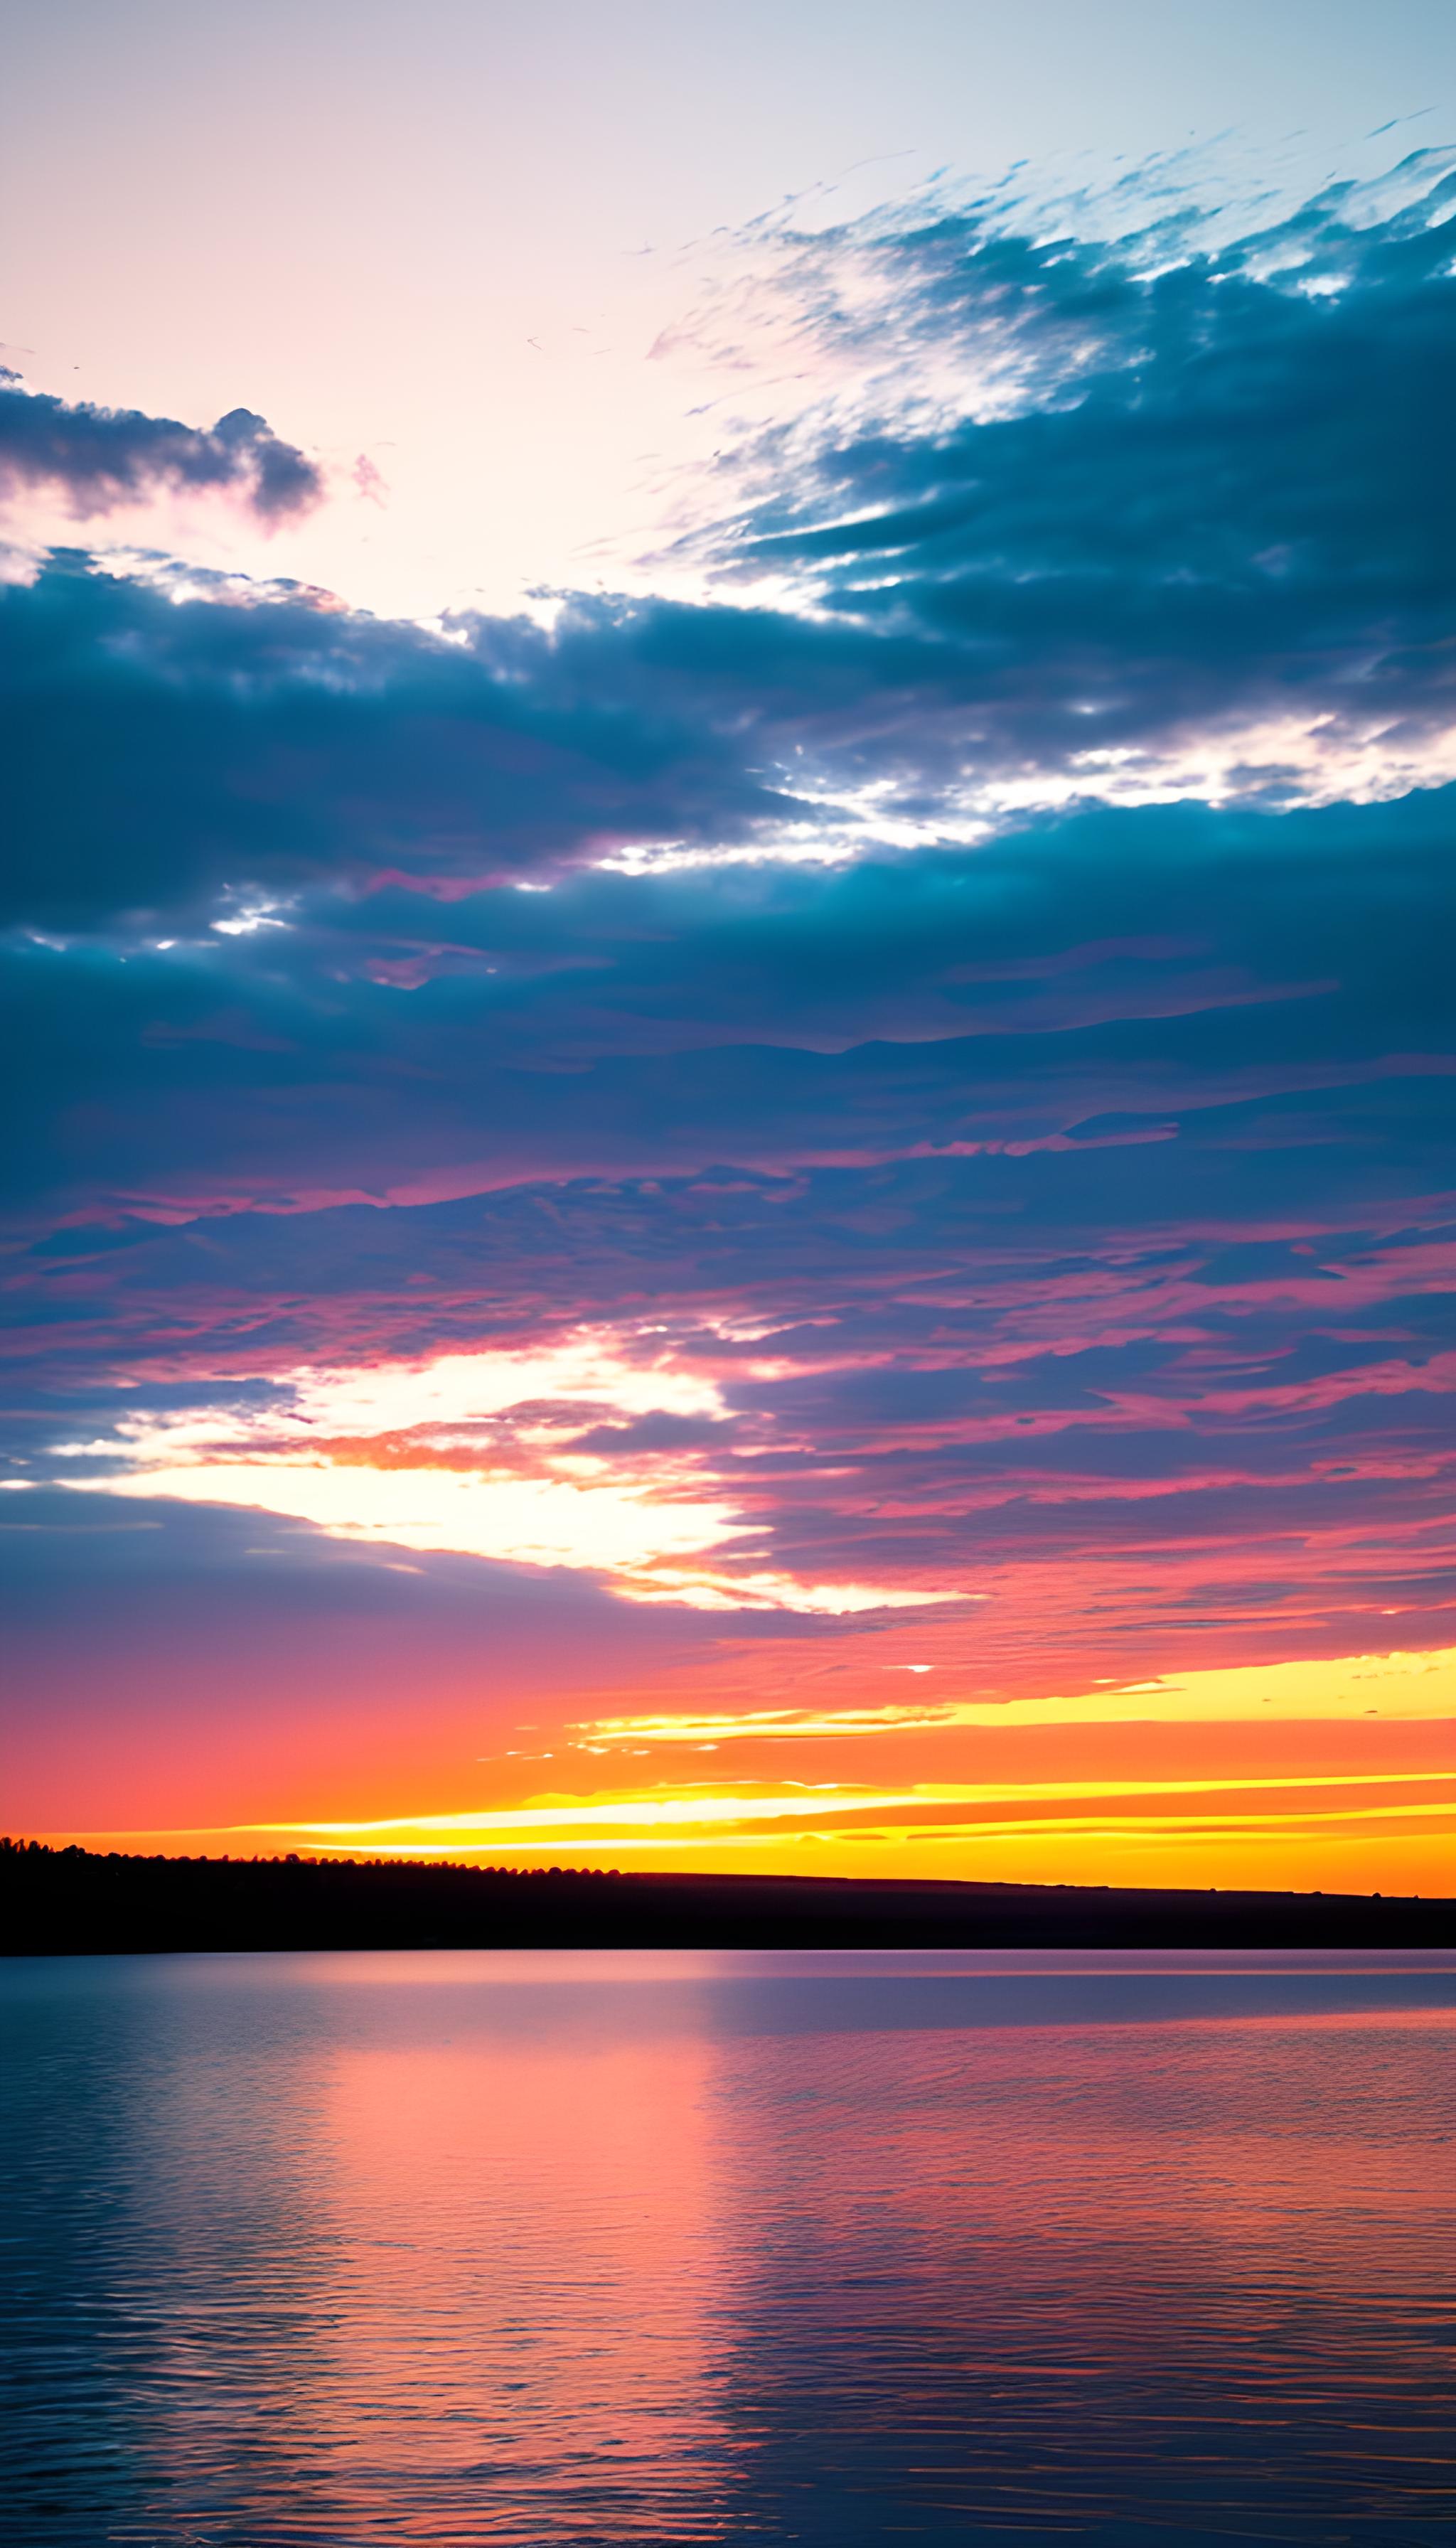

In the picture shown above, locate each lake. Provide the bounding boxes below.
[3,1949,1453,2544]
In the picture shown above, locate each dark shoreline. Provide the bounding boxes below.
[4,1841,1452,1953]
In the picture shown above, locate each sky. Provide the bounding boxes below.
[3,1,1454,1892]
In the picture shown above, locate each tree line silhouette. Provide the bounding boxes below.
[3,1838,1448,1953]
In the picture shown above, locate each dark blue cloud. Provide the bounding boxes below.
[6,165,1453,937]
[1,557,803,932]
[6,766,1449,1668]
[2,783,1450,1228]
[682,154,1456,797]
[0,375,322,519]
[3,157,1454,1677]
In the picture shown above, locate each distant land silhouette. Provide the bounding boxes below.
[4,1840,1452,1953]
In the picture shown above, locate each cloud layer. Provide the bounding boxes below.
[4,151,1453,1870]
[7,160,1454,932]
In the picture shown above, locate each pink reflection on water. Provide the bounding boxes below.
[310,2020,735,2512]
[6,1952,1453,2543]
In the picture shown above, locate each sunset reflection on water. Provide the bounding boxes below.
[3,1952,1453,2544]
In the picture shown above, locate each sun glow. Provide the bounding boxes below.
[71,1331,963,1614]
[249,1765,1456,1851]
[96,1455,750,1576]
[70,1763,1449,1887]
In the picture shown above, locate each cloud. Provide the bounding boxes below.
[676,149,1456,812]
[6,783,1452,1661]
[4,781,1450,1224]
[5,159,1452,943]
[0,557,801,932]
[0,375,323,520]
[4,151,1454,1715]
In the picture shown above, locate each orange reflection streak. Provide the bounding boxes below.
[301,1974,738,2522]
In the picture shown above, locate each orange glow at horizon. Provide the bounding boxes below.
[37,1639,1456,1900]
[572,1644,1456,1742]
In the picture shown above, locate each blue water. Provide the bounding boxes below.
[2,1949,1453,2544]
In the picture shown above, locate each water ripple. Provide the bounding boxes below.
[2,1952,1452,2544]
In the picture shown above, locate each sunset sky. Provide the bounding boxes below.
[4,0,1453,1892]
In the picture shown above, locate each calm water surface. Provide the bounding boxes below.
[2,1949,1453,2545]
